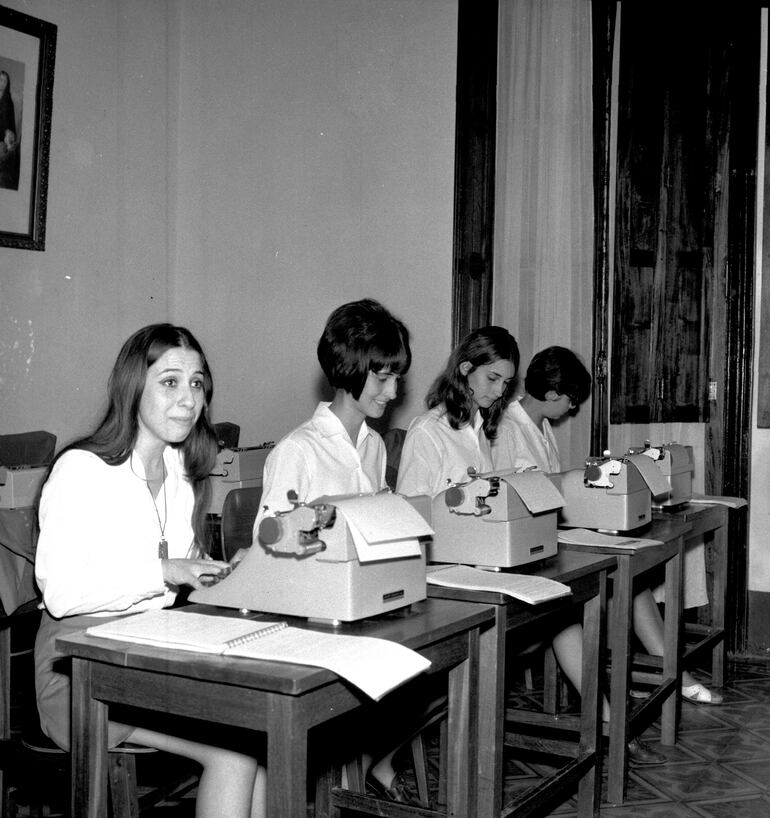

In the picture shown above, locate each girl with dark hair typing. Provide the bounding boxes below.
[34,324,266,818]
[254,297,411,528]
[253,298,427,803]
[396,326,519,498]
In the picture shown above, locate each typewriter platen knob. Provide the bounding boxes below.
[444,485,465,508]
[258,516,282,546]
[584,464,603,483]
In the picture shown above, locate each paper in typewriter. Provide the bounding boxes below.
[334,493,433,563]
[426,564,571,605]
[626,453,672,499]
[502,470,564,513]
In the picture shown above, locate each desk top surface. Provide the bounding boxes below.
[559,517,690,557]
[56,597,495,696]
[426,549,615,609]
[653,500,730,526]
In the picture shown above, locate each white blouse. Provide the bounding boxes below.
[492,398,561,473]
[35,447,196,619]
[396,405,493,499]
[253,402,386,532]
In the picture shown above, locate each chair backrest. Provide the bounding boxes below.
[0,431,56,468]
[213,422,240,450]
[220,486,263,562]
[382,427,407,491]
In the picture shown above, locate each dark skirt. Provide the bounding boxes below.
[34,610,135,751]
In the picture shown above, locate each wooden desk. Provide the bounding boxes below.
[559,518,689,805]
[57,598,495,818]
[652,501,730,686]
[428,550,616,818]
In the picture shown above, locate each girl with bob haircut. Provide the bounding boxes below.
[255,298,411,528]
[397,325,519,499]
[317,297,411,398]
[493,345,592,474]
[254,298,421,802]
[34,323,267,818]
[525,346,592,411]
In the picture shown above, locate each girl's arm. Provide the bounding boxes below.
[252,438,311,537]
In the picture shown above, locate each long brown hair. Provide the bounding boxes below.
[52,324,217,550]
[427,326,519,439]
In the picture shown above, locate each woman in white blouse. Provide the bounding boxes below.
[397,326,519,499]
[34,324,266,818]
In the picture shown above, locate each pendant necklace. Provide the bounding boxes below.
[132,454,168,559]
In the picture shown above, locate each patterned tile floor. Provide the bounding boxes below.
[8,658,770,816]
[502,658,770,817]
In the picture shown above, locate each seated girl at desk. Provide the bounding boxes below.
[254,298,421,803]
[398,336,664,764]
[396,325,519,497]
[493,346,721,713]
[34,324,266,818]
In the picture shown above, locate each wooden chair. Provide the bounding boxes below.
[220,486,263,561]
[213,422,240,451]
[0,603,167,818]
[382,427,406,491]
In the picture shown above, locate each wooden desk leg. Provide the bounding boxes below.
[475,609,505,818]
[607,558,633,805]
[661,539,683,746]
[0,625,9,743]
[576,573,606,818]
[711,510,728,688]
[266,694,308,818]
[1,624,10,818]
[71,658,109,818]
[446,626,479,817]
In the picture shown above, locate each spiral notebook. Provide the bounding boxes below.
[85,609,431,700]
[86,609,288,654]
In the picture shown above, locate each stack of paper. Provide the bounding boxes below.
[426,564,571,605]
[557,528,662,552]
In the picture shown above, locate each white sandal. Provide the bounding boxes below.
[681,682,723,705]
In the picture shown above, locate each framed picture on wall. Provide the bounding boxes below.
[0,5,56,250]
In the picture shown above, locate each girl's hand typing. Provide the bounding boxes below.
[162,558,232,590]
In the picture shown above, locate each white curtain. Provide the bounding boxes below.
[493,0,594,468]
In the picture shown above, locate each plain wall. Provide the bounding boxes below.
[0,0,456,449]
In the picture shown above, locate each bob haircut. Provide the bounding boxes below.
[51,324,218,551]
[525,346,591,412]
[427,325,519,439]
[317,298,411,400]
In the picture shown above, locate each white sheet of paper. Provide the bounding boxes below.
[334,494,431,563]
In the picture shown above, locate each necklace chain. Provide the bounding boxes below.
[131,454,168,559]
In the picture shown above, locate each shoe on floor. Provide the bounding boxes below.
[629,688,651,699]
[20,726,65,754]
[365,772,421,806]
[681,682,723,705]
[627,737,665,765]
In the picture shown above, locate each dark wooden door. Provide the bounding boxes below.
[612,6,728,425]
[601,2,758,652]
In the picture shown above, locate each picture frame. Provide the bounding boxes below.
[0,5,56,250]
